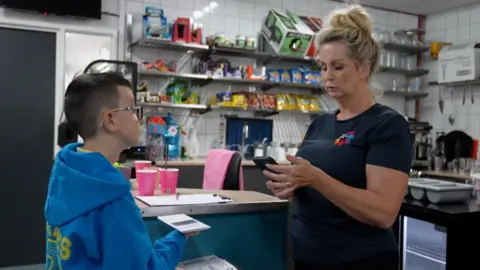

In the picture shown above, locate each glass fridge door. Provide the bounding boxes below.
[403,217,447,270]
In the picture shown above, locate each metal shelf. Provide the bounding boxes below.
[383,90,429,100]
[138,102,324,117]
[131,38,315,65]
[139,70,323,91]
[379,66,429,77]
[406,245,446,264]
[428,79,480,86]
[383,43,429,55]
[130,39,208,51]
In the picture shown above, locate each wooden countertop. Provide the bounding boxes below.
[133,188,283,209]
[126,158,291,167]
[420,170,473,181]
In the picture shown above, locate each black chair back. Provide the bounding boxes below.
[223,152,242,190]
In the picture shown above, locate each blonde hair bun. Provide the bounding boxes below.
[328,5,372,36]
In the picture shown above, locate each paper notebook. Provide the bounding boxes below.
[177,255,238,270]
[158,214,211,234]
[136,194,232,206]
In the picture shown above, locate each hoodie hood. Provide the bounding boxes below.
[45,143,131,226]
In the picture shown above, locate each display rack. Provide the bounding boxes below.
[139,101,324,118]
[129,38,430,100]
[125,14,430,120]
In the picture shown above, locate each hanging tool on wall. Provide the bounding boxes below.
[462,82,474,105]
[438,85,444,113]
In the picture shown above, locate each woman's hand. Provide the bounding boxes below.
[263,155,318,188]
[266,180,297,199]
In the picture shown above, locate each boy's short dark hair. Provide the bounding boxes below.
[64,72,133,140]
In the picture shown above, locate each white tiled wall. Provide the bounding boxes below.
[125,0,419,155]
[423,3,480,140]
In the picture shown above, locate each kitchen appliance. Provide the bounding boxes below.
[409,120,433,169]
[438,43,480,83]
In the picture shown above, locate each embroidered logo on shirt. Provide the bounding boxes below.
[334,131,355,146]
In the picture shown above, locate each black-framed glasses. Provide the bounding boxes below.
[110,106,143,121]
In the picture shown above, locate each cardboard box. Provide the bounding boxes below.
[286,11,323,57]
[438,43,480,83]
[261,9,313,57]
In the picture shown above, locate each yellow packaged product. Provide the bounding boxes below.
[286,93,297,110]
[296,95,310,111]
[232,93,247,108]
[276,93,288,110]
[309,95,321,111]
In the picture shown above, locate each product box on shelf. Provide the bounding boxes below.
[261,9,314,57]
[287,11,323,57]
[285,11,323,57]
[438,43,480,83]
[143,6,171,40]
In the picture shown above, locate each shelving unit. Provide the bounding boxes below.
[131,38,430,100]
[139,101,325,118]
[138,70,323,92]
[428,79,480,86]
[382,42,429,55]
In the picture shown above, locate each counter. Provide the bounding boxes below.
[419,170,472,183]
[134,188,288,217]
[127,158,291,167]
[134,188,289,270]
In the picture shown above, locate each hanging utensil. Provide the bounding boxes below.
[448,91,455,125]
[438,85,444,113]
[462,83,467,105]
[469,83,474,104]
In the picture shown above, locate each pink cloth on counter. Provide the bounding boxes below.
[202,149,244,190]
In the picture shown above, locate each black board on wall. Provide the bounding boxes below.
[0,27,56,267]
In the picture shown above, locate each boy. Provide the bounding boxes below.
[45,73,188,269]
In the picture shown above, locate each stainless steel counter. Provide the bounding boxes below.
[134,188,289,217]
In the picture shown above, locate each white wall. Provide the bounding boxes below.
[423,3,480,140]
[125,0,419,155]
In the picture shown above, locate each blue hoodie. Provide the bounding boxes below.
[45,143,187,270]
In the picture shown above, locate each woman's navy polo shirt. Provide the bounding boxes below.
[292,104,412,264]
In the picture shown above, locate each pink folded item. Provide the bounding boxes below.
[202,149,244,190]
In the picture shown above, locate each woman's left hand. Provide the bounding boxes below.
[263,155,318,188]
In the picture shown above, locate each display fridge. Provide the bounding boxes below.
[398,200,480,270]
[402,217,446,270]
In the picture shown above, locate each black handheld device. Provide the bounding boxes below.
[253,156,280,174]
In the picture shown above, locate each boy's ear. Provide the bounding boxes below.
[100,110,118,132]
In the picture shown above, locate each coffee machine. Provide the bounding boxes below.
[408,120,433,169]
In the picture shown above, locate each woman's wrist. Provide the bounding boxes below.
[308,166,327,186]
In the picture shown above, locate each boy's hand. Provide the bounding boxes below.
[185,231,199,238]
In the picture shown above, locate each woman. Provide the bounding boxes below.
[263,5,412,270]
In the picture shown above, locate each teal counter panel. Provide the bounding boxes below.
[144,210,288,270]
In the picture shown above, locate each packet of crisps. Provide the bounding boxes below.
[276,93,288,110]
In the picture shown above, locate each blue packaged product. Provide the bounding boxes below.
[266,69,280,82]
[279,69,291,83]
[290,69,303,84]
[303,71,315,84]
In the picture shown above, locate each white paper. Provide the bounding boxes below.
[178,255,238,270]
[136,194,232,206]
[157,214,210,233]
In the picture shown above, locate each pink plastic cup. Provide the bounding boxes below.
[134,160,152,172]
[145,167,160,188]
[136,169,157,196]
[159,168,179,194]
